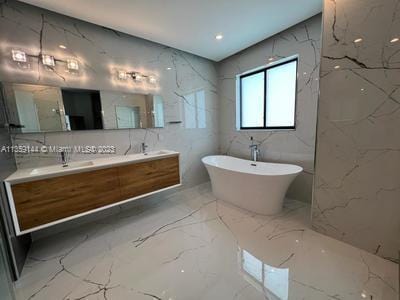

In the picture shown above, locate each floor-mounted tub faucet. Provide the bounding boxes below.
[249,137,260,162]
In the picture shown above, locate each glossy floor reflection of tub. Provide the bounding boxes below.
[15,183,398,300]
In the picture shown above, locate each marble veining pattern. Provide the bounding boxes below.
[312,0,400,263]
[217,15,321,203]
[14,183,399,300]
[0,0,219,190]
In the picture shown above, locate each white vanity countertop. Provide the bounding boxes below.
[5,150,179,184]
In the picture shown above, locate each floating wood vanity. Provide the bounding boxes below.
[4,151,180,235]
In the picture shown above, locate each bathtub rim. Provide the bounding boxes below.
[202,155,303,177]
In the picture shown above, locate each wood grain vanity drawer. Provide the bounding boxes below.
[118,156,180,199]
[9,155,180,233]
[12,167,120,231]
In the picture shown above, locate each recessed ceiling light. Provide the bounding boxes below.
[215,34,223,40]
[353,38,363,43]
[166,67,172,70]
[268,57,274,61]
[390,37,399,43]
[59,44,67,49]
[334,65,340,69]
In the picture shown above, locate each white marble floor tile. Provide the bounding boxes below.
[14,183,398,300]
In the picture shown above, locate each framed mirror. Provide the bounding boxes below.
[1,83,165,133]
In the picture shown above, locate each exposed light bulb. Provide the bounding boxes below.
[117,70,128,80]
[59,44,67,49]
[390,37,399,43]
[133,73,143,82]
[11,50,27,62]
[41,54,55,67]
[67,59,79,71]
[148,76,157,84]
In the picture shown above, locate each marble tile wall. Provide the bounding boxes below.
[0,79,31,277]
[217,15,322,203]
[312,0,400,263]
[0,0,219,189]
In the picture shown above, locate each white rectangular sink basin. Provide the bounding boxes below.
[6,149,179,184]
[30,161,94,175]
[144,150,171,156]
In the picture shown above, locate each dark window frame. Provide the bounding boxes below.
[239,58,298,130]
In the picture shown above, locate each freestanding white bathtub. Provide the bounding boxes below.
[202,155,302,215]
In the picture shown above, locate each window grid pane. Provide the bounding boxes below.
[240,71,265,128]
[265,60,296,128]
[239,59,297,130]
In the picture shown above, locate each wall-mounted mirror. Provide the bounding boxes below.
[1,82,165,133]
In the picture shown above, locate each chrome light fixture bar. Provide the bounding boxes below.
[11,48,79,72]
[117,70,157,84]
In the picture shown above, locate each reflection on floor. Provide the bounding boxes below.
[15,183,399,300]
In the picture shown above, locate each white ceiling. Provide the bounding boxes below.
[20,0,322,61]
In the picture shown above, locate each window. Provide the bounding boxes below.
[239,58,297,130]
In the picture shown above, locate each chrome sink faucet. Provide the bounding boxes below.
[141,142,148,155]
[60,150,70,167]
[249,137,260,162]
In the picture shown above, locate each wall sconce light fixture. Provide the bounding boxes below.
[148,76,157,84]
[67,59,79,71]
[132,73,143,82]
[116,69,157,84]
[117,70,128,80]
[41,54,55,67]
[11,49,79,73]
[12,50,27,63]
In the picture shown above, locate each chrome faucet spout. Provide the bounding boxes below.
[249,137,260,162]
[60,150,69,167]
[141,142,148,155]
